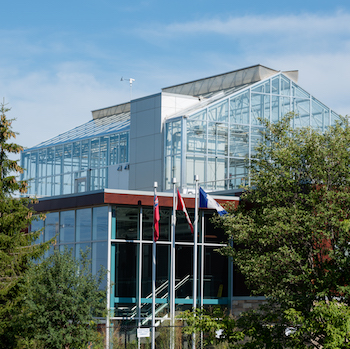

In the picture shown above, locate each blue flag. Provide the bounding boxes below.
[199,187,228,216]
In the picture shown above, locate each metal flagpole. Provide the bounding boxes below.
[152,182,158,349]
[192,175,199,349]
[170,178,176,349]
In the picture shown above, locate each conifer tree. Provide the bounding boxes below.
[0,103,49,346]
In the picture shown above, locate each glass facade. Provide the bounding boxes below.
[22,131,129,196]
[30,206,109,283]
[109,206,237,324]
[31,203,238,330]
[165,73,340,191]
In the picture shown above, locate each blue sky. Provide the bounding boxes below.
[1,0,350,149]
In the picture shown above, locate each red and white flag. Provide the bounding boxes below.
[177,189,194,234]
[154,195,160,241]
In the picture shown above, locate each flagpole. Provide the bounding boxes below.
[169,177,176,349]
[152,182,158,349]
[192,175,199,349]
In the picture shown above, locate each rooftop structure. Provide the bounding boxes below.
[21,64,339,198]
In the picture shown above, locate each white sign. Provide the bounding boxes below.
[216,329,223,338]
[137,328,150,338]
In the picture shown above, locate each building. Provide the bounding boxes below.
[21,64,339,346]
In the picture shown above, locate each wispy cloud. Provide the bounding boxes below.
[150,11,350,37]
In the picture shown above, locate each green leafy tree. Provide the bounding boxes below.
[20,248,107,349]
[218,113,350,347]
[0,103,49,346]
[180,307,242,347]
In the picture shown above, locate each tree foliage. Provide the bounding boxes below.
[19,248,107,349]
[0,103,49,346]
[217,113,350,347]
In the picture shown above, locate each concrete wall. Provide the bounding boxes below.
[129,92,198,191]
[108,164,129,190]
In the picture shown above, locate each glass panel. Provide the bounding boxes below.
[142,207,170,242]
[175,209,195,242]
[251,93,270,125]
[208,99,228,122]
[110,134,119,165]
[208,122,228,156]
[38,178,46,196]
[72,141,81,172]
[52,175,61,196]
[271,95,279,122]
[294,98,310,127]
[115,243,137,297]
[272,76,280,94]
[189,109,206,120]
[120,132,129,163]
[186,155,205,188]
[38,149,46,178]
[116,207,139,240]
[250,127,264,156]
[204,246,228,298]
[175,245,193,298]
[46,176,52,196]
[92,241,107,289]
[63,144,72,173]
[204,213,226,243]
[30,152,38,179]
[81,140,89,170]
[76,208,91,242]
[292,83,310,99]
[165,123,172,156]
[187,120,206,154]
[230,91,249,124]
[59,210,75,243]
[54,146,63,175]
[142,244,169,298]
[172,120,182,154]
[93,206,108,240]
[251,80,270,93]
[59,244,75,257]
[331,111,340,125]
[74,171,87,193]
[229,159,248,190]
[90,138,99,168]
[63,174,72,195]
[230,125,249,157]
[207,157,226,191]
[281,76,291,96]
[281,97,291,118]
[311,98,329,130]
[76,243,91,262]
[30,217,44,244]
[45,212,59,242]
[165,156,172,190]
[47,147,54,176]
[90,168,99,191]
[22,153,30,180]
[100,136,108,167]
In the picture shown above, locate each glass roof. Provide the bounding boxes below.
[25,112,130,151]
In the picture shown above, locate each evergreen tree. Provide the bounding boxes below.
[0,103,49,346]
[218,113,350,347]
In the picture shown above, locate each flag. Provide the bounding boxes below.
[199,187,228,216]
[154,195,160,241]
[177,189,194,234]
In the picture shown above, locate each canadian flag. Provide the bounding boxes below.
[177,189,194,234]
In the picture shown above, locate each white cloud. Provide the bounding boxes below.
[154,11,350,37]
